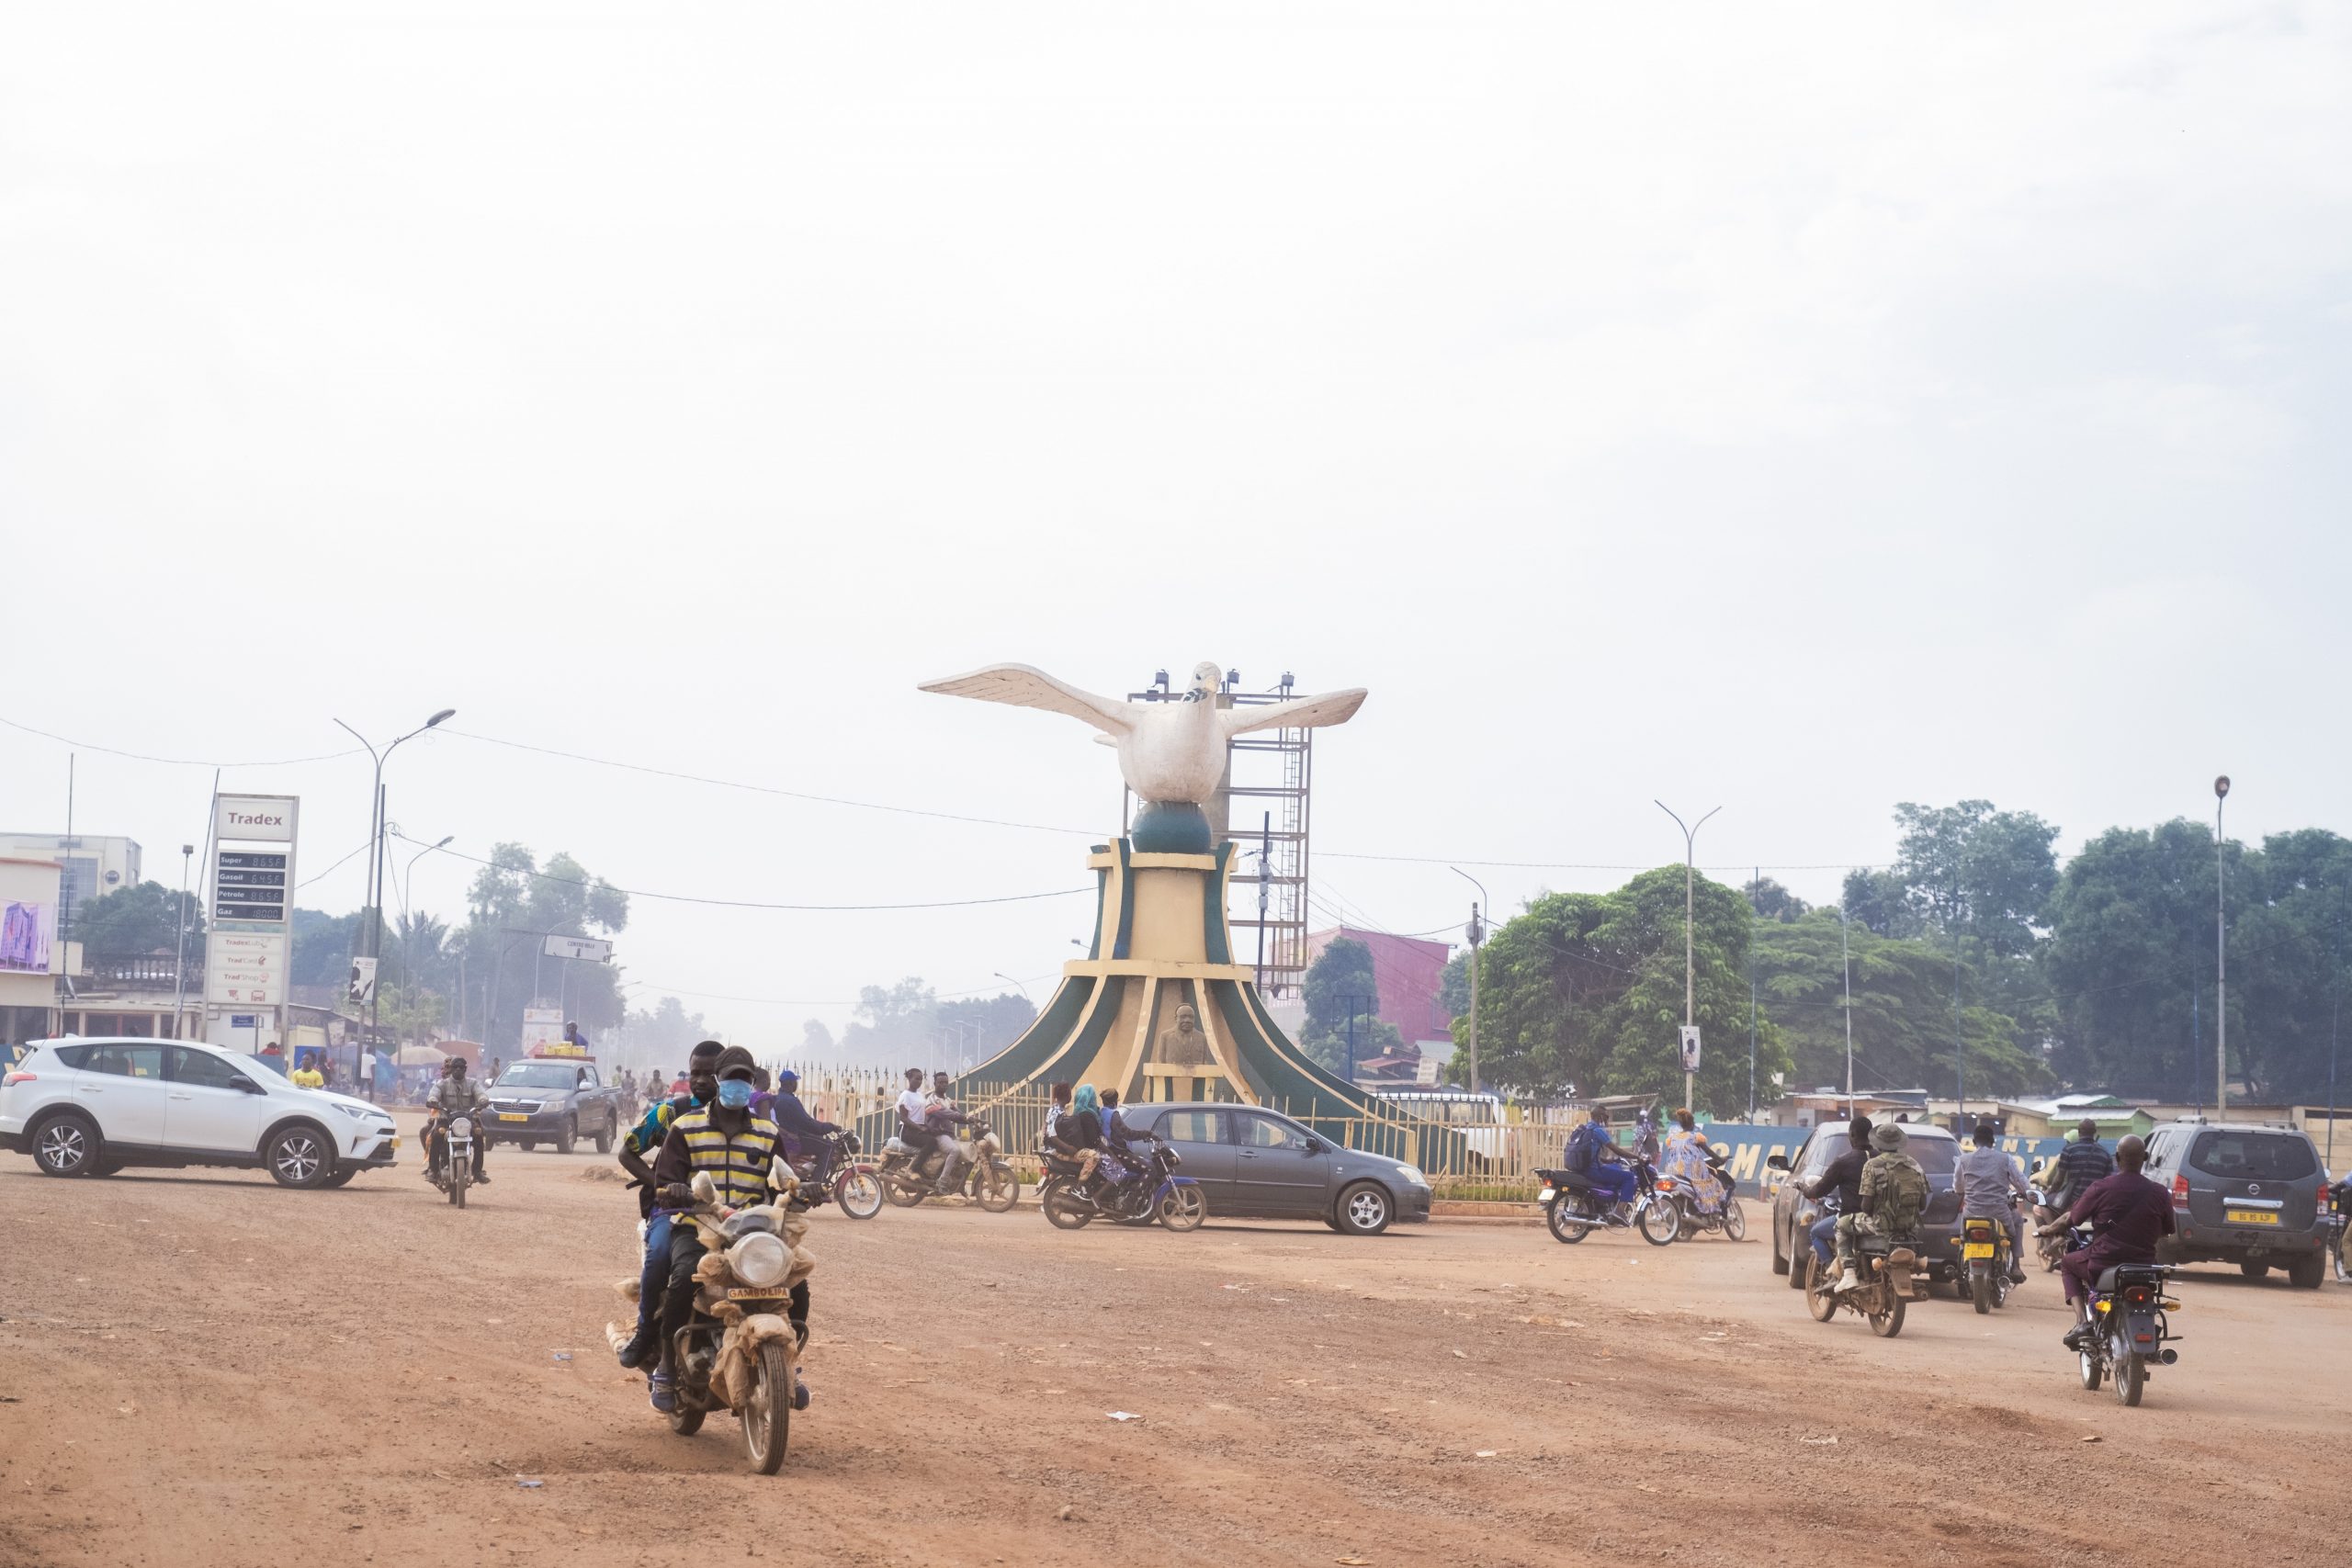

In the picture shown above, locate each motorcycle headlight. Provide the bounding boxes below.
[1396,1164,1430,1188]
[448,1116,473,1138]
[727,1232,790,1288]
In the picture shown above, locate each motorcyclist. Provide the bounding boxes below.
[646,1047,797,1415]
[1953,1117,2030,1285]
[2041,1134,2173,1351]
[1097,1089,1160,1196]
[1799,1115,1871,1277]
[2050,1119,2115,1213]
[766,1068,844,1198]
[611,1040,723,1371]
[423,1055,490,1185]
[1833,1122,1926,1292]
[895,1066,950,1184]
[922,1071,977,1194]
[1561,1111,1637,1218]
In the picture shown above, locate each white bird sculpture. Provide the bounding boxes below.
[919,660,1367,806]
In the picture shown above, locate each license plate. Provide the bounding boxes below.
[390,1136,401,1149]
[1963,1242,1994,1259]
[1538,1188,1556,1202]
[2226,1209,2278,1225]
[498,1113,529,1122]
[726,1285,793,1300]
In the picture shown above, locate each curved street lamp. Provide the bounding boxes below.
[333,708,456,1044]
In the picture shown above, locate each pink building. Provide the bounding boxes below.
[1301,926,1454,1053]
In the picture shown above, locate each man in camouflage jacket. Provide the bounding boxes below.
[1835,1122,1928,1292]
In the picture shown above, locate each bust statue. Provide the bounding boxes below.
[1158,1003,1211,1067]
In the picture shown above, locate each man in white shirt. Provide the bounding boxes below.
[894,1066,946,1179]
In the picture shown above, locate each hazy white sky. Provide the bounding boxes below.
[4,3,2347,1040]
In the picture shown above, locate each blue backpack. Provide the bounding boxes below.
[1563,1121,1607,1174]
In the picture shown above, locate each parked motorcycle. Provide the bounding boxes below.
[789,1130,884,1220]
[2059,1226,2180,1407]
[433,1115,475,1208]
[1535,1157,1681,1246]
[875,1118,1020,1212]
[1962,1213,2016,1313]
[1802,1199,1923,1337]
[662,1164,808,1473]
[1040,1142,1205,1232]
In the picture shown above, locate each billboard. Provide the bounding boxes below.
[205,792,298,1051]
[0,899,54,975]
[206,930,288,1006]
[212,795,298,843]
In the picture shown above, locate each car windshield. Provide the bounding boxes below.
[1902,1138,1958,1178]
[497,1065,578,1089]
[2189,1131,2316,1180]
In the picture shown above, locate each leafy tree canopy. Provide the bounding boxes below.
[71,880,204,962]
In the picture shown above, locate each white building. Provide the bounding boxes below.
[0,833,143,936]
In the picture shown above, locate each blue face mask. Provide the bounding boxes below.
[717,1079,753,1110]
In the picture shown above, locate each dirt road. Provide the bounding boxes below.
[2,1130,2345,1568]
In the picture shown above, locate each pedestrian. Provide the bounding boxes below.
[358,1047,377,1102]
[289,1053,325,1090]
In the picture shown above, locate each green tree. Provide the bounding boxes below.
[454,843,631,1050]
[1449,867,1792,1113]
[838,977,941,1066]
[1751,911,2049,1097]
[1300,938,1392,1073]
[1439,950,1471,1018]
[291,908,361,986]
[1743,877,1810,923]
[70,880,205,962]
[800,1018,836,1055]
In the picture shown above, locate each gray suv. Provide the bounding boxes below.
[2141,1121,2331,1289]
[1117,1101,1432,1235]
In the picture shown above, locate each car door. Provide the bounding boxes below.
[1231,1111,1332,1215]
[164,1046,267,1154]
[1149,1109,1236,1204]
[74,1043,169,1147]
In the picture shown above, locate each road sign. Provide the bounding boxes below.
[1679,1025,1702,1073]
[347,955,378,1006]
[542,934,614,964]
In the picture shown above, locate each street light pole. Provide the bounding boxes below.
[171,843,194,1039]
[1840,902,1855,1114]
[1450,867,1488,1096]
[2215,774,2231,1113]
[398,835,454,1046]
[1656,801,1722,1114]
[334,707,456,1053]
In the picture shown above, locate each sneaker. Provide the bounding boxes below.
[1833,1266,1862,1293]
[792,1374,811,1411]
[616,1332,653,1371]
[649,1371,677,1413]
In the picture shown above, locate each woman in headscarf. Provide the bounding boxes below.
[1658,1107,1726,1215]
[1063,1083,1105,1189]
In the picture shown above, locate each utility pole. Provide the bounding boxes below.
[1748,865,1758,1121]
[1840,902,1855,1115]
[172,842,194,1039]
[1451,867,1488,1096]
[1656,801,1721,1114]
[2326,875,2346,1169]
[2215,774,2231,1113]
[1952,872,1964,1127]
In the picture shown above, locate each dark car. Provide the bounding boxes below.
[487,1059,624,1153]
[1767,1122,1968,1292]
[2141,1121,2331,1289]
[1117,1101,1432,1235]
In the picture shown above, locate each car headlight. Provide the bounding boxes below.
[1396,1164,1430,1188]
[332,1103,372,1121]
[727,1232,790,1288]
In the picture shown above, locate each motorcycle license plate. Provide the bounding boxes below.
[1538,1188,1556,1202]
[1962,1241,1995,1259]
[2226,1209,2278,1225]
[726,1285,794,1300]
[497,1113,529,1122]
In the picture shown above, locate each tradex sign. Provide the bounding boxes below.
[214,794,299,843]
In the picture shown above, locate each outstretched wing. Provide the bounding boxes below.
[1220,687,1368,738]
[918,663,1137,738]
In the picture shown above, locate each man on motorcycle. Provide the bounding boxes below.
[424,1055,490,1185]
[1954,1118,2030,1285]
[612,1041,723,1369]
[647,1047,796,1414]
[895,1066,951,1185]
[1800,1115,1871,1275]
[2051,1119,2115,1213]
[1562,1111,1637,1216]
[767,1068,843,1196]
[1097,1089,1160,1196]
[922,1071,976,1194]
[1834,1122,1926,1292]
[2041,1133,2173,1351]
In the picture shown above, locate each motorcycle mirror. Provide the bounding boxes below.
[690,1170,718,1203]
[1765,1153,1789,1170]
[770,1155,793,1190]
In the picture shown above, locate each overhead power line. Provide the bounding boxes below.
[0,713,363,769]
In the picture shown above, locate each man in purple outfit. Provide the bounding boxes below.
[2041,1134,2174,1351]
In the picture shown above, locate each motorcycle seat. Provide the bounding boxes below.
[1540,1168,1604,1193]
[2094,1264,2165,1292]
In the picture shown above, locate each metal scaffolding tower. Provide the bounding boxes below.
[1124,670,1316,999]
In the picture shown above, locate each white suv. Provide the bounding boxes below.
[0,1037,401,1188]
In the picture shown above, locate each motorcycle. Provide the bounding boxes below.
[1040,1142,1205,1232]
[787,1131,885,1220]
[1535,1157,1682,1246]
[2060,1225,2180,1407]
[875,1119,1020,1212]
[430,1113,476,1208]
[1801,1198,1923,1337]
[1657,1145,1745,1242]
[2327,1179,2351,1283]
[1962,1212,2018,1313]
[2029,1187,2068,1273]
[661,1163,808,1473]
